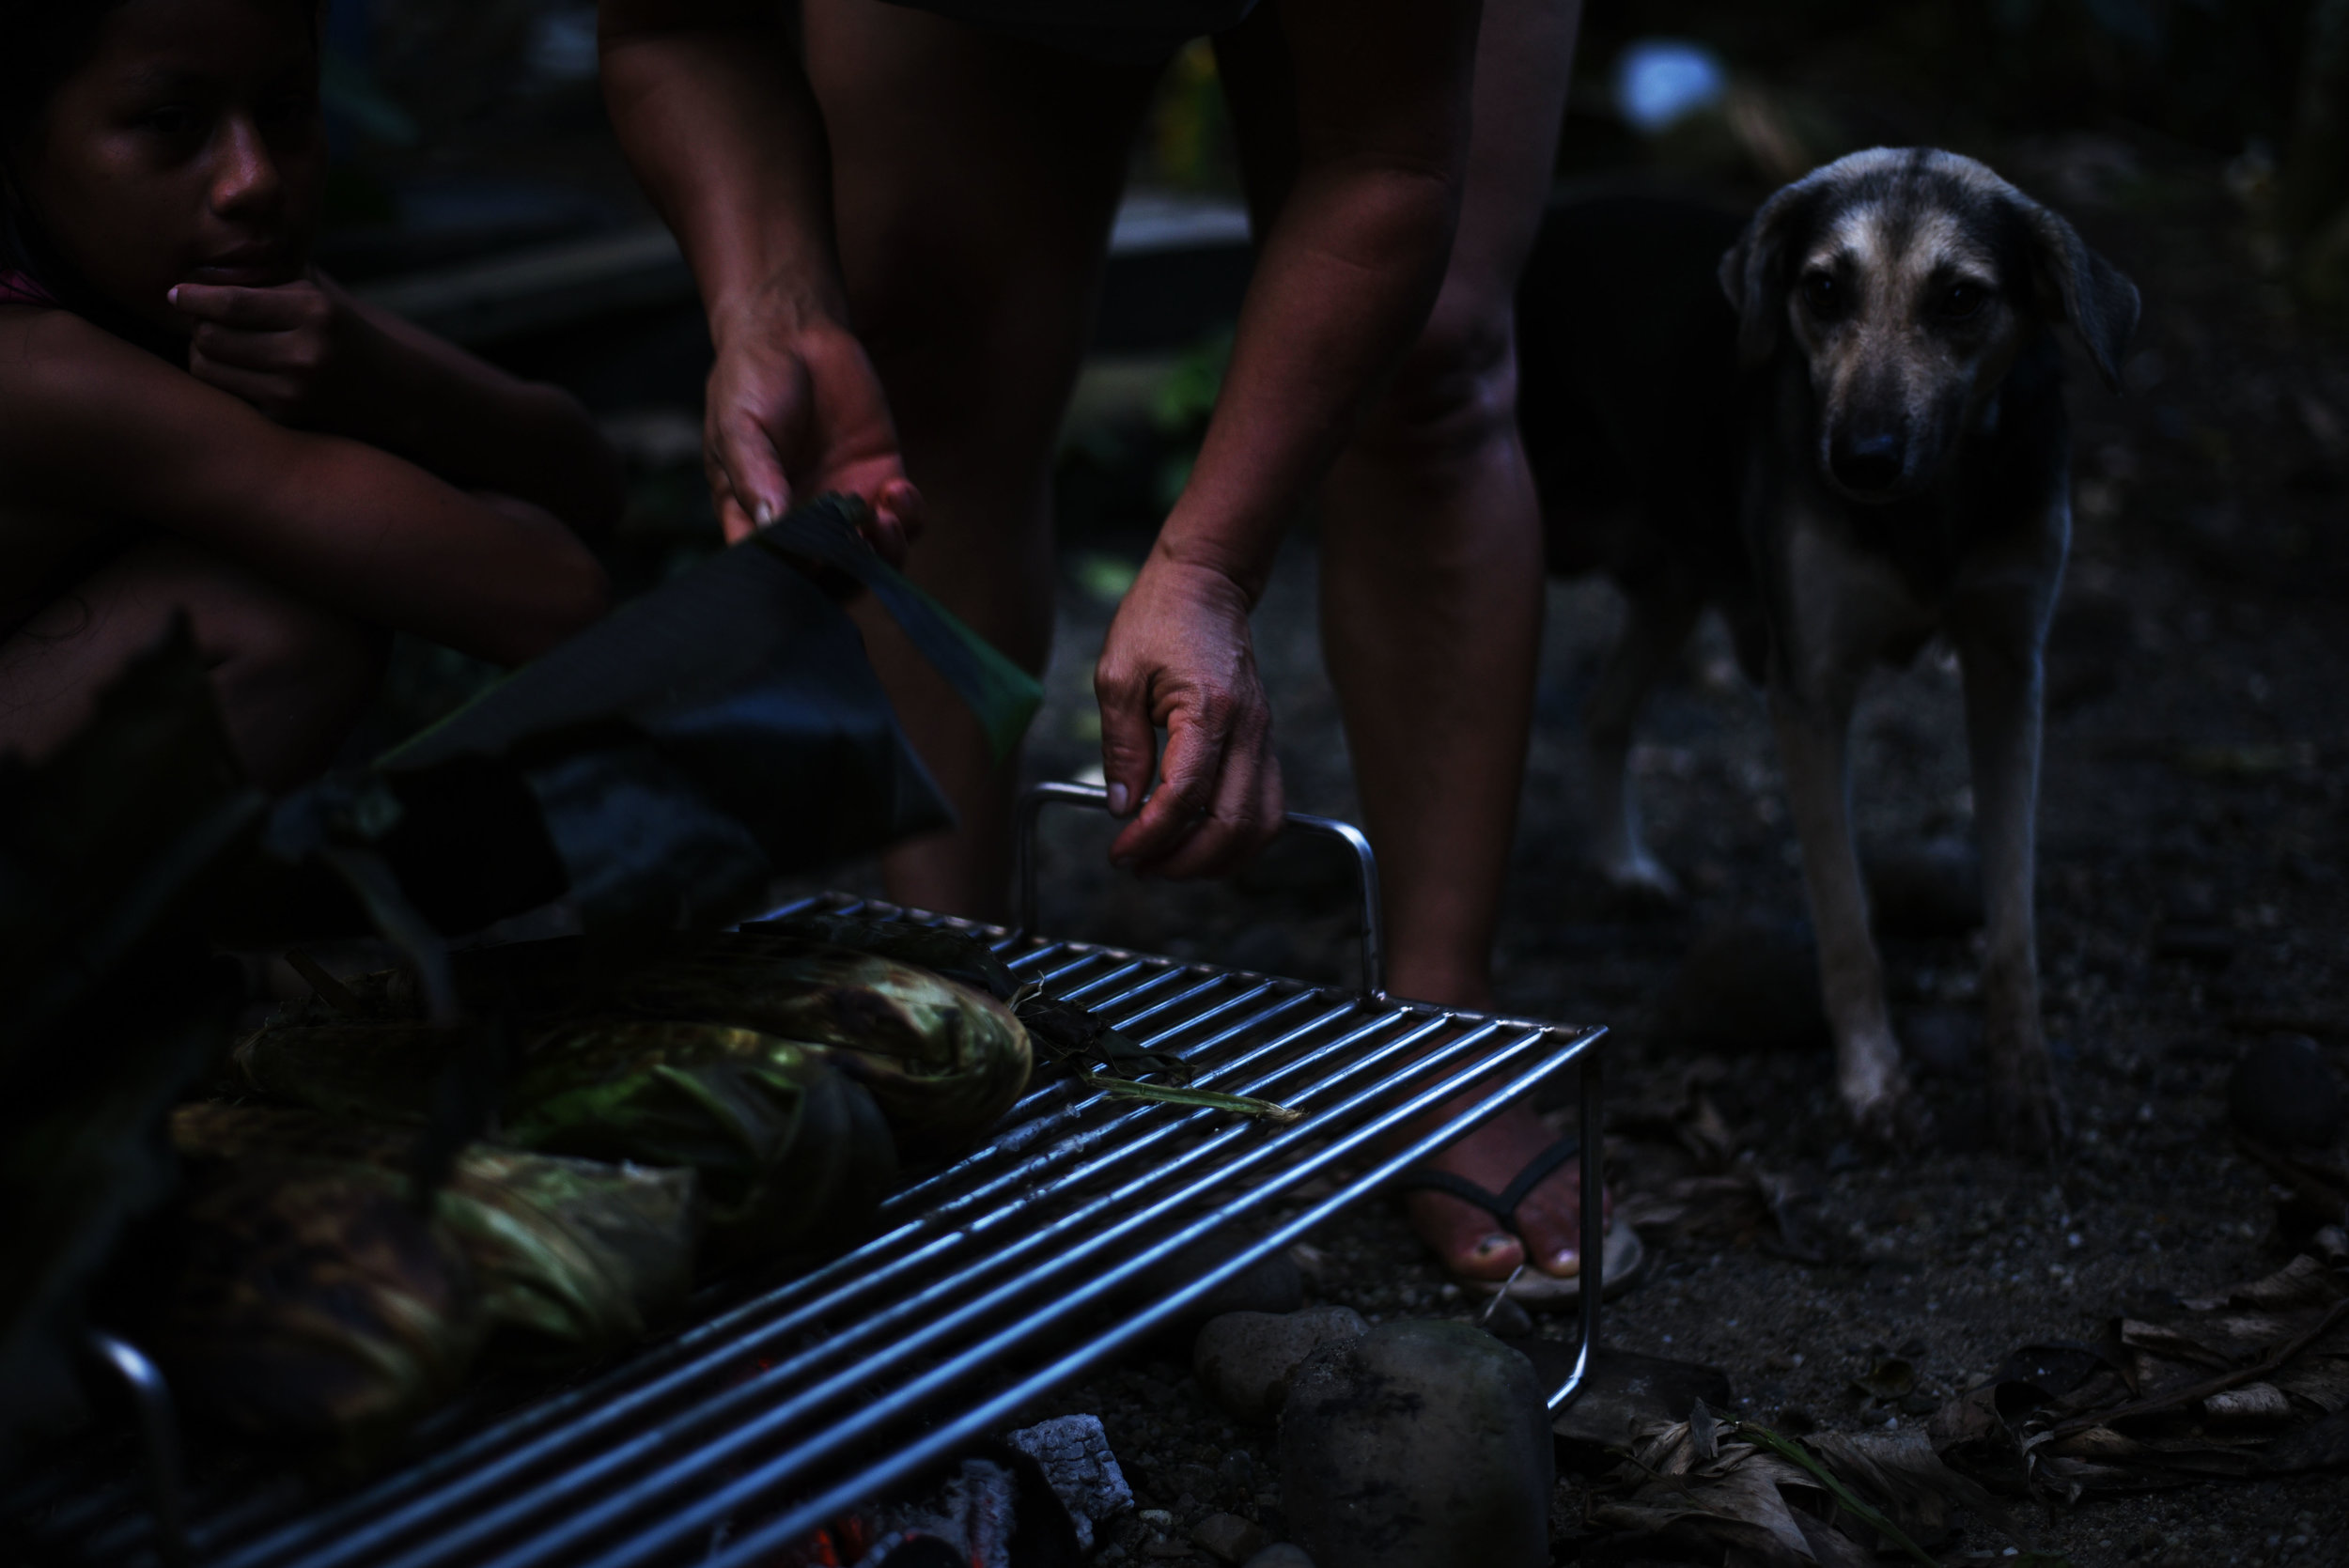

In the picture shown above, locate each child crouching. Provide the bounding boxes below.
[0,0,620,788]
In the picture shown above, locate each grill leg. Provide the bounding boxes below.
[86,1331,189,1565]
[1547,1048,1606,1414]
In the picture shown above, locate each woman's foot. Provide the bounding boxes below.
[1403,1098,1606,1281]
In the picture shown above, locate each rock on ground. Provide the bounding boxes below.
[1278,1320,1552,1568]
[1192,1306,1368,1424]
[1188,1510,1269,1563]
[1242,1545,1315,1568]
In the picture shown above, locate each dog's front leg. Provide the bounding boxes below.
[1586,590,1700,899]
[1770,677,1915,1141]
[1954,617,2068,1155]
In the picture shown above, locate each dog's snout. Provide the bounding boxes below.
[1829,430,1905,495]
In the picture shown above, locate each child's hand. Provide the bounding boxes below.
[171,272,379,429]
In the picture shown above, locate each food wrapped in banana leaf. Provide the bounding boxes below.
[583,934,1032,1153]
[230,1017,448,1124]
[752,913,1187,1081]
[229,1013,894,1264]
[151,1114,482,1469]
[435,1143,698,1363]
[170,1105,698,1376]
[500,1021,894,1265]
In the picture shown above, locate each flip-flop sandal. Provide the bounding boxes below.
[1394,1135,1647,1308]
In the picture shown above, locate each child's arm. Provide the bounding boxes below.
[1,310,608,666]
[169,273,625,537]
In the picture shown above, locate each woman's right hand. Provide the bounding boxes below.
[704,286,920,562]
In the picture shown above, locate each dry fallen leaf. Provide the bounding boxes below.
[1930,1252,2349,1501]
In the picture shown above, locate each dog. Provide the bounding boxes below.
[1516,148,2139,1151]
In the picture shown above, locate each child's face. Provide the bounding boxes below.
[22,0,323,333]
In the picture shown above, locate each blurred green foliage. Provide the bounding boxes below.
[1152,327,1234,512]
[1145,39,1237,194]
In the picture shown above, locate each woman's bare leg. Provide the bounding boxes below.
[803,1,1163,920]
[0,536,385,789]
[1315,0,1587,1280]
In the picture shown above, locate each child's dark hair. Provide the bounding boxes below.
[0,3,138,287]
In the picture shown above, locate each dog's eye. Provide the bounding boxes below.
[1799,272,1842,314]
[1939,282,1988,319]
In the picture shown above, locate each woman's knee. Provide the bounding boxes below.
[1354,286,1522,474]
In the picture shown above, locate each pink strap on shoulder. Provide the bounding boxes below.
[0,271,59,307]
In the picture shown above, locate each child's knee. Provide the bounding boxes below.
[227,596,384,703]
[213,596,386,787]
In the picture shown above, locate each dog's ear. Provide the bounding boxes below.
[1719,180,1816,368]
[2017,199,2140,392]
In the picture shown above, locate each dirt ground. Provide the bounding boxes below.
[951,132,2349,1565]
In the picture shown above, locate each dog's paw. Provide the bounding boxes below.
[1847,1080,1933,1149]
[1598,852,1683,908]
[1989,1065,2070,1157]
[1986,1024,2069,1157]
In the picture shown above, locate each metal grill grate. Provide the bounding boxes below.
[5,786,1606,1568]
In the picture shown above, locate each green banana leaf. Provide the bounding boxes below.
[582,934,1033,1155]
[231,1017,452,1125]
[153,1110,484,1471]
[502,1020,895,1265]
[751,912,1188,1082]
[757,502,1042,764]
[435,1145,698,1364]
[170,1103,700,1372]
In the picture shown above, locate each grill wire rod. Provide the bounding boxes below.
[4,793,1606,1568]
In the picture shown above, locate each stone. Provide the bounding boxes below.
[1864,837,1983,939]
[2230,1033,2342,1148]
[1657,919,1826,1049]
[1278,1320,1552,1568]
[1193,1306,1368,1424]
[1003,1414,1134,1551]
[1242,1549,1315,1568]
[1132,1230,1307,1355]
[1478,1293,1533,1339]
[1190,1512,1270,1564]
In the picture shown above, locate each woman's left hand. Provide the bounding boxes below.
[1093,551,1285,879]
[172,272,380,430]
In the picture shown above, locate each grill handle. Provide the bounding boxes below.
[84,1331,189,1565]
[1013,780,1388,1000]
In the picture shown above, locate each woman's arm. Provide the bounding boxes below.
[0,311,607,666]
[1095,0,1482,877]
[599,0,916,552]
[171,272,625,536]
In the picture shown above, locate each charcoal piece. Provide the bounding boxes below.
[1003,1414,1134,1551]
